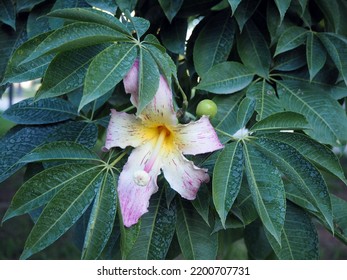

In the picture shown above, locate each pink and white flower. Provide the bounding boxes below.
[104,60,224,227]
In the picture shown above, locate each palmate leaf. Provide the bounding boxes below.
[47,8,128,34]
[243,143,286,244]
[20,166,105,259]
[37,44,108,100]
[250,112,309,132]
[81,42,137,110]
[276,80,347,145]
[213,141,243,227]
[21,22,129,64]
[2,98,78,125]
[2,163,100,222]
[176,199,218,259]
[253,136,333,231]
[193,9,235,77]
[265,202,319,260]
[126,188,177,260]
[196,62,254,94]
[265,132,347,185]
[82,171,118,259]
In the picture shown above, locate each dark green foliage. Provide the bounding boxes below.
[1,0,347,260]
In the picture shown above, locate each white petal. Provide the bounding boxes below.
[162,149,210,200]
[118,140,162,227]
[123,60,177,125]
[104,109,151,150]
[174,116,224,155]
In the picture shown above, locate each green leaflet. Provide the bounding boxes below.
[192,185,211,225]
[306,32,327,81]
[126,188,177,260]
[318,33,347,86]
[21,22,129,64]
[274,0,291,23]
[237,96,255,127]
[0,0,16,30]
[85,0,118,14]
[16,0,46,13]
[253,136,333,231]
[193,10,235,77]
[176,199,218,259]
[2,32,54,84]
[80,43,137,110]
[0,125,60,183]
[196,62,254,94]
[20,141,100,163]
[243,143,286,244]
[228,0,242,14]
[250,112,309,132]
[246,80,283,121]
[264,132,347,185]
[137,48,160,114]
[277,80,347,145]
[47,8,129,35]
[2,163,100,223]
[211,92,245,142]
[82,171,118,259]
[20,166,105,259]
[265,202,319,260]
[233,0,261,32]
[158,0,184,22]
[37,44,108,99]
[274,26,308,56]
[45,121,99,148]
[213,141,243,227]
[237,20,271,79]
[2,98,78,125]
[160,18,187,54]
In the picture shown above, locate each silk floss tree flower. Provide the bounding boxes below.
[104,60,224,227]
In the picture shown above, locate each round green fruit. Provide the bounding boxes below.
[196,99,218,118]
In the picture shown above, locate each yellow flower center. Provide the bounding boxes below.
[133,125,175,187]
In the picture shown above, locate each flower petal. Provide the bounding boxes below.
[174,116,224,155]
[104,109,156,150]
[123,60,177,125]
[118,140,162,227]
[162,149,210,200]
[123,60,140,107]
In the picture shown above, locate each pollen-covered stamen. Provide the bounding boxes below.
[144,126,170,173]
[133,170,150,186]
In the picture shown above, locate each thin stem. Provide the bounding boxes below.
[110,149,129,167]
